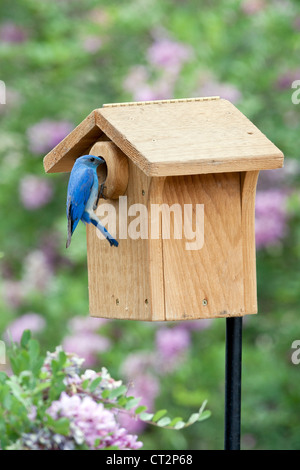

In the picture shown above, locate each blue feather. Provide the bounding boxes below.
[66,155,118,248]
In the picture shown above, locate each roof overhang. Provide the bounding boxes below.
[43,97,284,177]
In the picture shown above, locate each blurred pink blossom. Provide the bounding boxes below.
[87,8,110,26]
[293,16,300,31]
[123,66,149,94]
[147,37,193,73]
[121,351,156,378]
[179,319,213,331]
[276,69,300,90]
[255,189,288,249]
[82,35,102,53]
[156,326,190,370]
[63,332,110,367]
[23,250,53,292]
[241,0,266,15]
[4,313,46,343]
[27,119,73,155]
[68,316,109,333]
[2,280,25,309]
[197,78,241,103]
[0,22,28,43]
[123,65,174,102]
[19,175,53,210]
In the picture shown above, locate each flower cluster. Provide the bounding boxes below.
[47,392,142,450]
[19,175,53,210]
[255,189,288,249]
[27,119,73,155]
[2,340,142,450]
[62,316,111,367]
[2,335,209,450]
[123,33,193,101]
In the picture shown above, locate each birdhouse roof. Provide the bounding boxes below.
[43,97,283,176]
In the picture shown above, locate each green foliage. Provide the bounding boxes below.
[0,331,210,450]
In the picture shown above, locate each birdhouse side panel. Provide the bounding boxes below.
[161,173,249,320]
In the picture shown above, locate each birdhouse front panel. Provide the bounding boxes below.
[43,97,283,322]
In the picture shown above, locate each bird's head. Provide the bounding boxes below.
[76,155,105,168]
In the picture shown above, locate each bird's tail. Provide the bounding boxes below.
[90,218,119,247]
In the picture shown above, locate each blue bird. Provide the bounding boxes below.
[66,155,118,248]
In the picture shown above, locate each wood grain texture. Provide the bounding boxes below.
[147,177,166,321]
[44,98,284,177]
[43,111,104,173]
[89,141,129,199]
[241,171,260,314]
[161,173,245,320]
[97,99,284,176]
[87,160,155,320]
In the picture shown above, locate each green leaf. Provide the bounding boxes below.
[197,410,211,422]
[0,372,8,384]
[101,389,110,399]
[152,409,167,423]
[108,385,127,399]
[174,420,186,430]
[20,330,31,349]
[187,412,200,425]
[157,417,171,427]
[125,397,140,410]
[169,416,183,427]
[135,405,148,415]
[89,377,102,392]
[50,417,70,436]
[139,411,154,421]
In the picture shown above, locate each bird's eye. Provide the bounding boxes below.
[90,157,95,163]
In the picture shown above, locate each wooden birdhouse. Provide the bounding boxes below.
[43,97,283,321]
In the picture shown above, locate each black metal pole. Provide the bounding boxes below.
[224,317,243,450]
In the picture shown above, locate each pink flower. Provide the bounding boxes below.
[63,332,110,367]
[2,280,25,309]
[19,175,53,210]
[147,37,193,73]
[68,316,109,334]
[179,319,213,331]
[121,352,156,378]
[197,78,241,103]
[241,0,266,15]
[255,190,288,249]
[82,36,102,53]
[123,65,175,102]
[22,250,53,292]
[156,326,190,363]
[27,119,73,155]
[4,313,46,343]
[0,22,28,43]
[276,69,300,90]
[47,392,142,449]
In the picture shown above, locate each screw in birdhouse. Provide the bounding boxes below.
[142,190,145,196]
[202,299,208,306]
[145,299,149,305]
[116,298,120,306]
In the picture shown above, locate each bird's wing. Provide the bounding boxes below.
[66,166,94,244]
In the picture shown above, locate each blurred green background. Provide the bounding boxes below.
[1,0,300,450]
